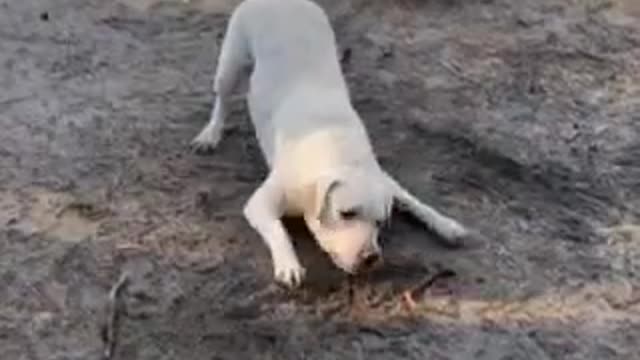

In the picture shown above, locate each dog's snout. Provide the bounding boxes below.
[359,252,382,271]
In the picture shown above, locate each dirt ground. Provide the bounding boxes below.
[1,0,640,358]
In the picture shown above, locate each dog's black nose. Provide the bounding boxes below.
[360,252,382,271]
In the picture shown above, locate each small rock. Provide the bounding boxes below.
[32,312,55,334]
[380,45,393,59]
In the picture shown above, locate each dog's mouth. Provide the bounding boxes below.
[329,252,384,275]
[327,253,357,274]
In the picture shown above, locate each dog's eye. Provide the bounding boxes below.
[340,209,358,220]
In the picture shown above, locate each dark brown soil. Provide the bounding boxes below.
[1,0,639,359]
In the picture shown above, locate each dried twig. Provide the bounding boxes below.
[102,271,130,360]
[438,59,483,87]
[402,269,456,310]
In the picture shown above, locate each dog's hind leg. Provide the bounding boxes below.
[383,171,470,247]
[192,9,251,152]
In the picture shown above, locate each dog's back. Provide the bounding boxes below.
[231,0,360,166]
[237,0,345,90]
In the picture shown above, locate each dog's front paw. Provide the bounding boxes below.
[273,256,306,288]
[190,127,221,154]
[438,219,472,248]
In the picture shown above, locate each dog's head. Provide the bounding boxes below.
[306,168,393,274]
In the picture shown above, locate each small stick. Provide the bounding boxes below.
[115,243,146,252]
[438,59,482,87]
[102,271,130,360]
[402,269,456,310]
[402,291,418,310]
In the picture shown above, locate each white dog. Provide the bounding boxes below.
[192,0,472,288]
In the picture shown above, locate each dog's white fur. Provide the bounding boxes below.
[192,0,471,287]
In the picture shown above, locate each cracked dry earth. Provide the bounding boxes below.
[1,0,640,359]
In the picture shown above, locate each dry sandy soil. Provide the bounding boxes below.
[1,0,640,359]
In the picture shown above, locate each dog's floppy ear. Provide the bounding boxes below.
[314,176,341,225]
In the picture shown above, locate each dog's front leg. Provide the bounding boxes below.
[383,171,470,247]
[243,177,306,287]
